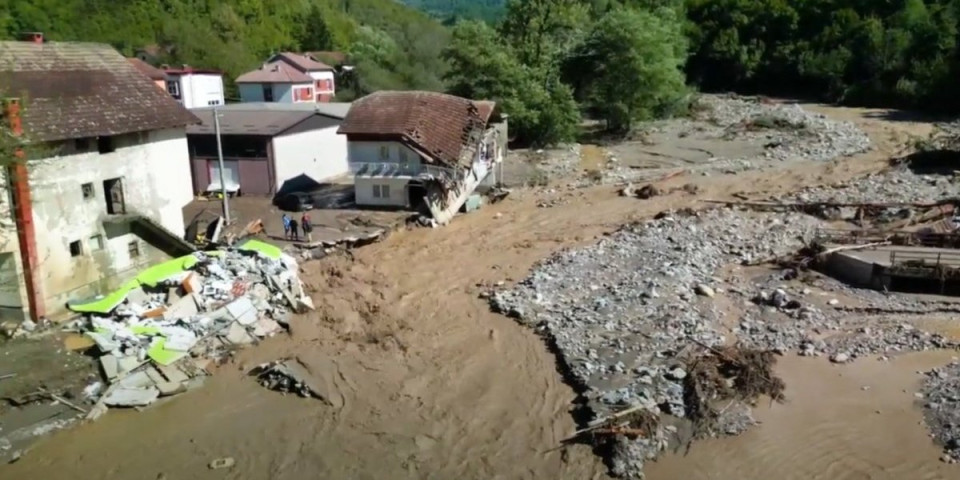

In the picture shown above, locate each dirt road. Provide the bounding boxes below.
[2,104,937,479]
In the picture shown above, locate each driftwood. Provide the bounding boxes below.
[575,404,649,435]
[37,388,87,414]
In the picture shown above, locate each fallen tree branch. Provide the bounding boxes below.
[38,388,87,414]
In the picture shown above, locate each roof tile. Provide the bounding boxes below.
[0,41,199,142]
[236,61,314,84]
[337,91,494,167]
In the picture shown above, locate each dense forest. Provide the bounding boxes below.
[5,0,960,145]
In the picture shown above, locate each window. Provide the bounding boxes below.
[166,80,180,97]
[379,145,389,160]
[103,177,126,214]
[399,149,408,163]
[128,241,140,258]
[75,138,90,152]
[262,85,274,102]
[207,100,221,106]
[97,136,115,154]
[69,240,82,257]
[81,182,94,199]
[89,234,104,251]
[373,184,390,199]
[293,87,313,102]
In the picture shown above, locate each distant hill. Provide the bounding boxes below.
[398,0,506,22]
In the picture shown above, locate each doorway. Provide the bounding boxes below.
[407,182,427,211]
[103,177,126,214]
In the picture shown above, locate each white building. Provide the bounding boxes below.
[186,102,350,196]
[162,65,226,109]
[337,91,506,223]
[0,37,200,322]
[236,52,336,104]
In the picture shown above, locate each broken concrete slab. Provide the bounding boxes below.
[125,286,149,306]
[118,370,155,389]
[162,293,200,321]
[100,354,119,381]
[103,386,160,407]
[253,317,282,337]
[86,331,120,353]
[182,272,202,295]
[223,323,255,345]
[225,296,258,326]
[296,295,315,313]
[156,363,190,384]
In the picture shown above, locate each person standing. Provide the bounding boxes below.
[301,212,313,243]
[289,217,299,241]
[281,213,292,240]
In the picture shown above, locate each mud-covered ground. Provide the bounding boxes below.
[3,95,955,480]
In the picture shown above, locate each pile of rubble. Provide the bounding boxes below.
[67,242,312,418]
[489,206,959,478]
[921,361,960,464]
[698,95,872,164]
[789,166,956,205]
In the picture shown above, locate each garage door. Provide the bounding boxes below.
[207,160,240,193]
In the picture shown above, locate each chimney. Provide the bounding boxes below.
[19,32,43,44]
[181,64,189,70]
[160,64,170,70]
[3,98,23,136]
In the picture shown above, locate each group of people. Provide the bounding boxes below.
[282,212,313,242]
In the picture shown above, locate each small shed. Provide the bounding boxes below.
[187,103,350,196]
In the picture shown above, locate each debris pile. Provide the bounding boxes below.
[921,361,960,464]
[251,359,319,399]
[489,205,960,478]
[66,240,312,418]
[699,95,872,164]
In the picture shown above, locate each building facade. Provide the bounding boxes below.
[0,37,199,322]
[187,103,349,196]
[338,91,505,222]
[162,66,225,109]
[236,52,336,104]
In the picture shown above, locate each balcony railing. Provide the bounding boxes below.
[349,162,461,181]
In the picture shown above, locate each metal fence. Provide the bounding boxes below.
[348,162,460,181]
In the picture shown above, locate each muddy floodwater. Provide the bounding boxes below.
[647,352,958,480]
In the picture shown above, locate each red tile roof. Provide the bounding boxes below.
[236,61,313,84]
[337,91,495,167]
[127,57,166,80]
[0,41,199,142]
[270,52,334,72]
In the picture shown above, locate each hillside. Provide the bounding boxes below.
[399,0,506,22]
[0,0,450,98]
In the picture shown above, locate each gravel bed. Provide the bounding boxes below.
[490,205,959,478]
[922,361,960,464]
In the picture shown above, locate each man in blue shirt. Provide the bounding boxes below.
[281,213,291,240]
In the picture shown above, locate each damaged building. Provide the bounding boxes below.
[337,91,507,224]
[0,34,200,323]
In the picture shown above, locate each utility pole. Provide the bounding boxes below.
[213,106,230,224]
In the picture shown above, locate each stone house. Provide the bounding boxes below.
[0,35,200,323]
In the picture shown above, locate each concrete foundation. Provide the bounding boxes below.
[826,246,960,295]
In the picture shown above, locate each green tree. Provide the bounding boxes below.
[577,7,688,132]
[298,4,334,51]
[443,20,579,146]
